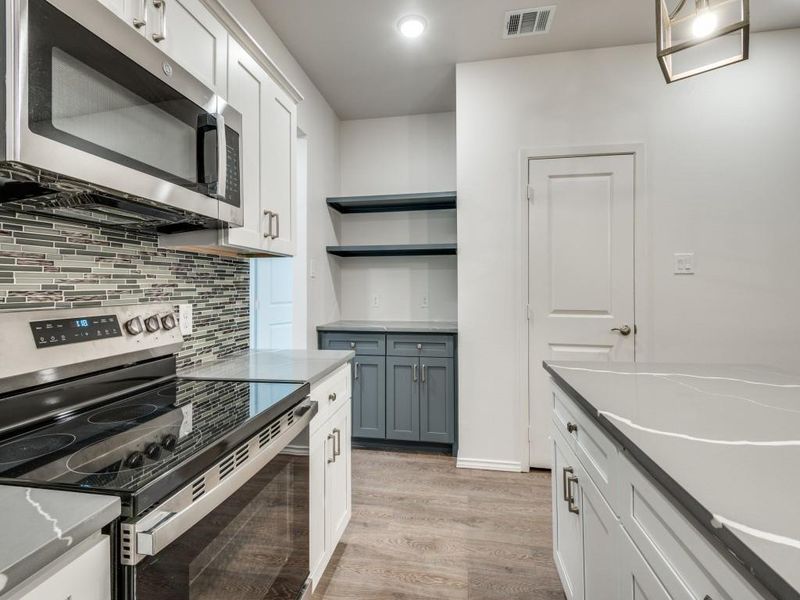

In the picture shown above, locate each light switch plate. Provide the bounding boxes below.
[673,253,695,274]
[179,303,193,335]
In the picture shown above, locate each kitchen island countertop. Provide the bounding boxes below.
[545,361,800,600]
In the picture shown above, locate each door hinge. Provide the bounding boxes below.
[527,185,535,201]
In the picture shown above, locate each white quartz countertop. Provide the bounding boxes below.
[179,349,355,385]
[545,362,800,600]
[317,320,458,333]
[0,486,120,597]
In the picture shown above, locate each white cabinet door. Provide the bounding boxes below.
[619,527,677,600]
[309,417,332,585]
[225,39,270,251]
[146,0,228,95]
[580,469,619,600]
[261,82,297,256]
[552,429,584,600]
[21,535,111,600]
[326,399,352,549]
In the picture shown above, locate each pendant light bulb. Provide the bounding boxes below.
[692,1,718,38]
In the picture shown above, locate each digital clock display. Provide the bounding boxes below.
[30,315,122,348]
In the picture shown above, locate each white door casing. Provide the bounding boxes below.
[528,154,636,468]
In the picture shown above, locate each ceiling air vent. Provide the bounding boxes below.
[503,6,556,38]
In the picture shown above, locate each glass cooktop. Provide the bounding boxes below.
[0,378,308,515]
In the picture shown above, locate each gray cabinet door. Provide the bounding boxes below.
[352,356,386,439]
[419,358,454,443]
[386,357,420,441]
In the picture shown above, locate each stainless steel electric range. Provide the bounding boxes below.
[0,304,315,600]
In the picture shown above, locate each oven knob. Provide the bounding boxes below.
[125,316,144,335]
[144,315,161,333]
[161,313,177,330]
[161,434,177,452]
[124,451,144,469]
[144,443,162,460]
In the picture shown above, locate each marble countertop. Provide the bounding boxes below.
[180,349,355,385]
[0,486,120,596]
[317,320,458,333]
[544,362,800,600]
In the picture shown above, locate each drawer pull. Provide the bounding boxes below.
[329,392,337,402]
[417,343,422,350]
[567,422,578,434]
[350,342,356,349]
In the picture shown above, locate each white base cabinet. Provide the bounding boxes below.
[2,534,110,600]
[309,365,352,590]
[549,381,771,600]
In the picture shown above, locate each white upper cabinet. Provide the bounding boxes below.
[146,0,228,95]
[97,0,227,96]
[223,38,297,256]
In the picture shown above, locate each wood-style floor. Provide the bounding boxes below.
[313,449,565,600]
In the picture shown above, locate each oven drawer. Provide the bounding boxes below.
[551,382,620,515]
[310,363,351,433]
[619,455,766,600]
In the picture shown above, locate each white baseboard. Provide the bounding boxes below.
[456,456,523,472]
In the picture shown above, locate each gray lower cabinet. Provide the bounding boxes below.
[419,357,454,443]
[386,357,420,441]
[319,329,456,445]
[352,356,385,438]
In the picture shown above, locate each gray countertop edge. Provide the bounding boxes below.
[0,487,120,598]
[316,321,458,334]
[543,362,794,600]
[179,350,355,386]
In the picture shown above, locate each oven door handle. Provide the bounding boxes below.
[129,399,315,561]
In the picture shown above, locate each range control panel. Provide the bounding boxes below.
[30,315,122,348]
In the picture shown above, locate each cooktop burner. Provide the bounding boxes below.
[0,433,77,465]
[88,403,159,424]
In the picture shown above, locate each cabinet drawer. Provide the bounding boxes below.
[619,455,765,600]
[320,332,385,355]
[387,334,454,357]
[552,383,620,515]
[310,363,351,433]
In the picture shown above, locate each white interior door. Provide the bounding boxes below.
[528,154,635,468]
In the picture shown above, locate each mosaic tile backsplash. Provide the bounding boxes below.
[0,211,250,369]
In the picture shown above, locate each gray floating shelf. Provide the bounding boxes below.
[326,243,457,257]
[327,191,457,214]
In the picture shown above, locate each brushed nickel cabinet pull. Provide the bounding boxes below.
[329,392,337,402]
[413,363,418,382]
[422,364,427,383]
[132,0,147,28]
[354,362,359,379]
[567,474,580,514]
[327,433,336,463]
[151,0,167,42]
[562,467,574,502]
[567,422,578,434]
[333,428,341,457]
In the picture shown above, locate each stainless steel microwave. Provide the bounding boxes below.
[0,0,243,232]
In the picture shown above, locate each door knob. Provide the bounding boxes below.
[611,325,632,336]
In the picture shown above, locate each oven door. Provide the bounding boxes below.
[11,0,241,227]
[121,402,315,600]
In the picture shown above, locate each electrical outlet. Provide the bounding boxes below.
[673,252,696,275]
[421,294,429,308]
[179,303,193,335]
[371,294,380,308]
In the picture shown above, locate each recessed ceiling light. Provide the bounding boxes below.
[398,15,427,38]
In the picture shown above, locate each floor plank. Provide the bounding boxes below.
[313,449,565,600]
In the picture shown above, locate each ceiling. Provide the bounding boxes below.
[253,0,800,120]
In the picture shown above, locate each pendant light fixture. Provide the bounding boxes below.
[656,0,750,83]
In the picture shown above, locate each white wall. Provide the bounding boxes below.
[337,112,458,321]
[457,30,800,469]
[221,0,341,348]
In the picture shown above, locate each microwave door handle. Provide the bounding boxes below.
[215,112,227,201]
[196,114,218,192]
